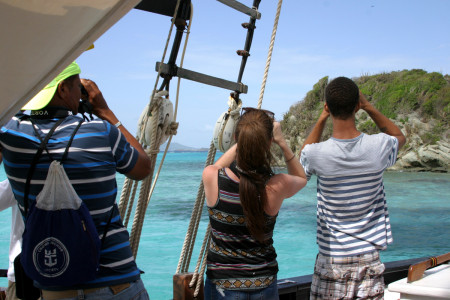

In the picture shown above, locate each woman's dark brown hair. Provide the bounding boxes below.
[235,108,274,243]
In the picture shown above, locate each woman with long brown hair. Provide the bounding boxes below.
[203,107,307,299]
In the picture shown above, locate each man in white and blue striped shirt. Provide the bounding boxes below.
[0,62,151,299]
[300,77,406,300]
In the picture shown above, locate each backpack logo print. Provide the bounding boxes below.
[33,237,70,278]
[44,249,57,267]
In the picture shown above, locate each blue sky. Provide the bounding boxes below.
[77,0,450,148]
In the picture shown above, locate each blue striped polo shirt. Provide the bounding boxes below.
[0,113,141,290]
[300,133,399,257]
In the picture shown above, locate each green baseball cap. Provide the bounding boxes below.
[23,61,81,110]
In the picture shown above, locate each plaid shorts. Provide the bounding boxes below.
[310,252,385,300]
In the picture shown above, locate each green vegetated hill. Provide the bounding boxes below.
[279,69,450,172]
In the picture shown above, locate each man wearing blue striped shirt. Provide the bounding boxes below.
[300,77,406,300]
[0,62,151,299]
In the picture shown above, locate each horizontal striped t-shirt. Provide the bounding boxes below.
[300,133,399,257]
[0,113,140,290]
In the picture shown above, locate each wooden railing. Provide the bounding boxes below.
[407,252,450,282]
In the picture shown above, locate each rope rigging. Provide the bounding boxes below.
[118,0,192,258]
[175,0,284,297]
[115,0,283,297]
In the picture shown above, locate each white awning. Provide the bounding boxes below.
[0,0,141,126]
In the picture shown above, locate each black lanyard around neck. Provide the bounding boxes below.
[23,118,83,215]
[29,107,72,119]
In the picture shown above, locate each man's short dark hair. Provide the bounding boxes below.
[62,74,78,85]
[325,77,359,119]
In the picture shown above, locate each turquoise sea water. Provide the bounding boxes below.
[0,151,449,299]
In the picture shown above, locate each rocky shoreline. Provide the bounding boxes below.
[390,113,449,172]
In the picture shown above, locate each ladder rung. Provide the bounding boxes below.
[216,0,261,19]
[156,62,248,94]
[236,50,250,57]
[242,22,256,29]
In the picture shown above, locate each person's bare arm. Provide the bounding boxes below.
[273,122,305,180]
[265,122,307,215]
[202,165,219,207]
[214,144,237,169]
[81,79,151,180]
[359,92,406,149]
[202,144,237,207]
[301,106,330,151]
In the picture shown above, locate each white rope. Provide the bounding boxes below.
[129,3,194,257]
[118,178,132,219]
[257,0,283,109]
[176,140,216,274]
[122,181,138,227]
[129,123,160,256]
[189,224,211,298]
[173,4,193,121]
[118,0,193,258]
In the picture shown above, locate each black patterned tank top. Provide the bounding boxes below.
[206,164,278,290]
